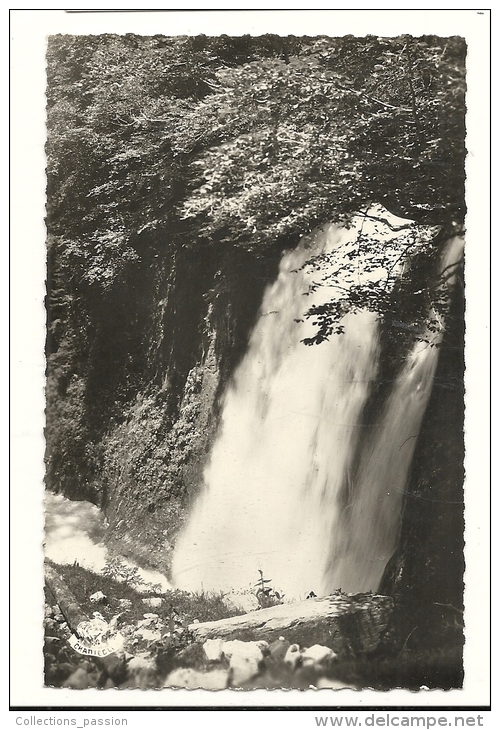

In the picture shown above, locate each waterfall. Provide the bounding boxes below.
[324,233,464,594]
[172,208,463,599]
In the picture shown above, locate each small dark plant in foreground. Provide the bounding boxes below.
[254,569,282,609]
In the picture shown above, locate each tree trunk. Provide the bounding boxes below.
[44,562,89,632]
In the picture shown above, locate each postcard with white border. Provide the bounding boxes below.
[10,7,490,714]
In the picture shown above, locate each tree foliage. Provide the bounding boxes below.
[46,33,465,268]
[46,32,465,339]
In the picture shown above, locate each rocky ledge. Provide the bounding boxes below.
[189,592,393,658]
[44,562,394,690]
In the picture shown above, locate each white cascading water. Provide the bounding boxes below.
[172,207,463,599]
[325,231,464,593]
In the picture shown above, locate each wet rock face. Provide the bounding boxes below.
[94,244,282,573]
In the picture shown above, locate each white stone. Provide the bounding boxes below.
[203,638,224,662]
[89,591,107,604]
[142,597,163,609]
[222,640,268,685]
[128,653,156,672]
[228,653,259,685]
[222,639,268,658]
[65,667,98,689]
[301,644,338,668]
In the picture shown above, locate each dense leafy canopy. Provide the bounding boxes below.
[47,33,465,280]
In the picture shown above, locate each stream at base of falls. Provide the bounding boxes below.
[44,491,171,592]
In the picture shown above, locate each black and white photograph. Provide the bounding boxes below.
[10,7,490,711]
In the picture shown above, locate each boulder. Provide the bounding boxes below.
[135,627,162,643]
[64,666,99,689]
[188,592,393,659]
[203,638,224,662]
[222,640,268,685]
[125,653,159,689]
[301,644,338,668]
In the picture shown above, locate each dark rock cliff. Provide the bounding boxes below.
[63,239,281,572]
[378,271,465,688]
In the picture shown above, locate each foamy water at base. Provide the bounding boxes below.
[44,491,171,592]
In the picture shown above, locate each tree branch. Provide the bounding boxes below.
[358,211,414,232]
